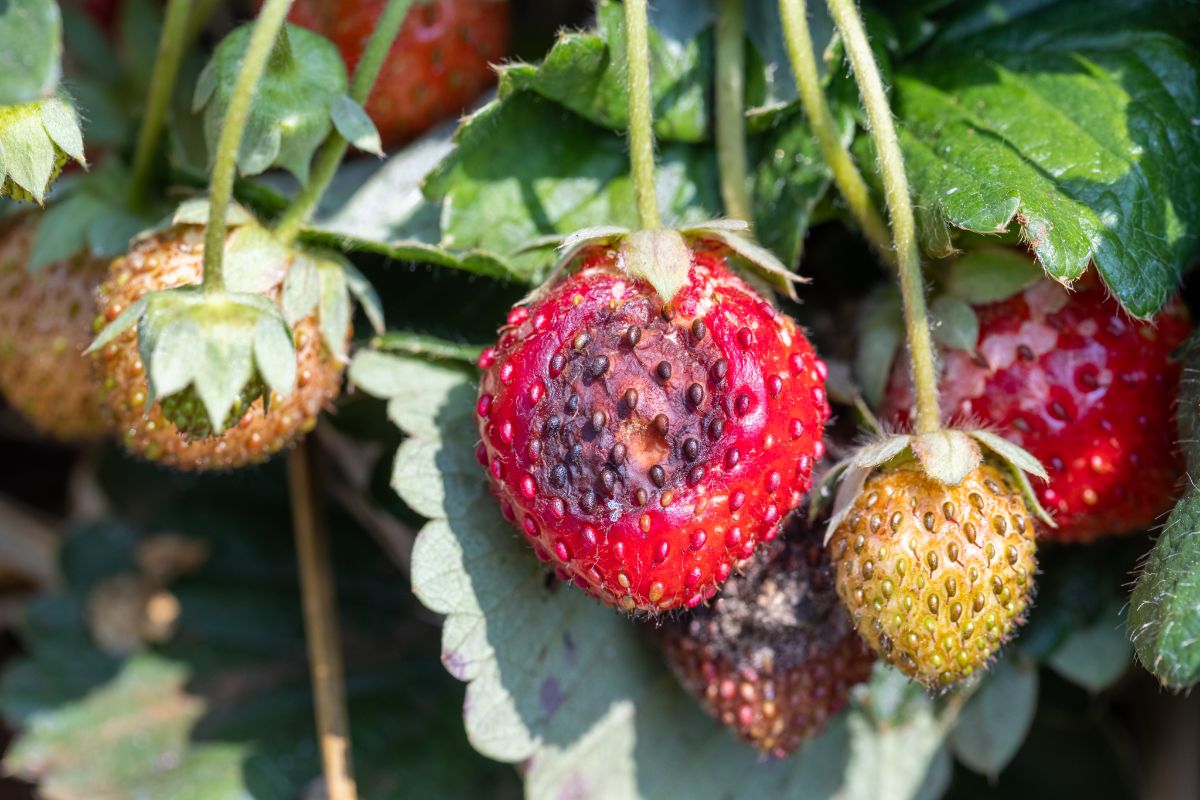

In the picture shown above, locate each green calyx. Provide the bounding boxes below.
[0,94,86,204]
[193,23,381,185]
[88,287,298,437]
[550,218,802,305]
[816,428,1055,544]
[281,248,384,362]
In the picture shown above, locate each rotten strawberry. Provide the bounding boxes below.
[475,236,829,613]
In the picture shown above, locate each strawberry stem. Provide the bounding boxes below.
[202,0,293,293]
[715,0,751,221]
[623,0,661,230]
[287,442,358,800]
[273,0,415,245]
[780,0,892,264]
[826,0,941,434]
[128,0,194,210]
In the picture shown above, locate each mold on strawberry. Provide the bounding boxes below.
[662,513,874,757]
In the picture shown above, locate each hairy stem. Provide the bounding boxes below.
[128,0,193,209]
[623,0,661,230]
[372,331,485,364]
[202,0,292,293]
[779,0,892,262]
[288,442,358,800]
[715,0,751,221]
[274,0,414,244]
[826,0,940,434]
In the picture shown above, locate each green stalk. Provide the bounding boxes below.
[714,0,751,221]
[779,0,892,261]
[826,0,939,434]
[623,0,661,230]
[202,0,293,293]
[273,0,415,245]
[372,331,485,365]
[128,0,193,209]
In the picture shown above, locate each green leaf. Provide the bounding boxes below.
[30,190,109,268]
[0,0,62,105]
[855,285,903,410]
[843,667,952,800]
[0,485,518,798]
[1048,600,1131,693]
[503,0,712,143]
[950,655,1038,776]
[423,91,720,281]
[929,294,978,351]
[893,0,1200,316]
[330,94,383,157]
[938,247,1044,305]
[750,109,839,267]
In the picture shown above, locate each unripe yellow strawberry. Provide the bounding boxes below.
[0,214,108,440]
[92,225,344,471]
[828,461,1036,688]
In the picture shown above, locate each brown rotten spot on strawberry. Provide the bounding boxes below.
[662,513,874,757]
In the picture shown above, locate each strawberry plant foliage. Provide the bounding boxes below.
[0,477,516,799]
[888,0,1200,316]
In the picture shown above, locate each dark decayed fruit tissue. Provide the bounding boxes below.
[662,514,874,757]
[92,226,345,470]
[884,270,1190,543]
[828,461,1036,688]
[0,214,109,440]
[287,0,510,147]
[475,241,829,612]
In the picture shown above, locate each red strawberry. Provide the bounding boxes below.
[286,0,510,147]
[883,268,1190,543]
[475,241,829,613]
[661,514,873,757]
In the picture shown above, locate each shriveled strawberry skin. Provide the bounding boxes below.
[287,0,510,147]
[662,515,873,757]
[475,243,829,612]
[885,271,1191,543]
[0,214,109,441]
[92,226,344,471]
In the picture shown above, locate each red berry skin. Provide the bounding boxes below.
[476,243,830,613]
[286,0,510,147]
[883,271,1191,543]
